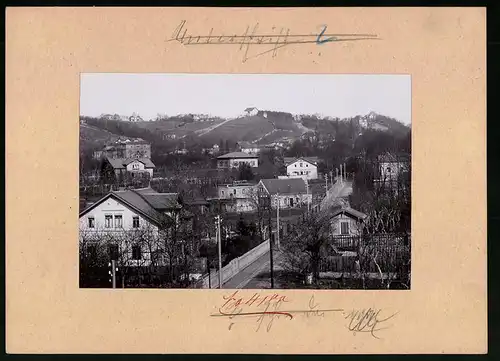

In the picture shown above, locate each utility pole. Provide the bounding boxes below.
[267,194,274,289]
[108,260,117,289]
[276,192,280,250]
[306,180,310,213]
[215,215,222,289]
[207,258,211,289]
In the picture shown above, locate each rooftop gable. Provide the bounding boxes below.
[284,156,319,166]
[79,188,180,226]
[217,151,259,159]
[330,205,367,221]
[259,178,307,195]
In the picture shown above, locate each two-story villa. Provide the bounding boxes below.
[79,188,186,267]
[284,157,319,180]
[217,152,259,169]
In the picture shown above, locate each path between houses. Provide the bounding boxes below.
[222,250,272,289]
[320,179,353,210]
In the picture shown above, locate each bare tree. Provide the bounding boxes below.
[280,211,336,284]
[243,185,270,241]
[352,157,411,289]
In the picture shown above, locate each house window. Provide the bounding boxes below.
[300,163,303,167]
[108,244,119,260]
[341,221,350,235]
[221,191,225,196]
[294,164,297,167]
[105,215,113,228]
[88,217,95,228]
[387,167,392,173]
[133,216,140,228]
[306,164,309,167]
[132,245,142,260]
[114,215,123,228]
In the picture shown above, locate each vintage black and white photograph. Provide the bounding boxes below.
[79,73,411,290]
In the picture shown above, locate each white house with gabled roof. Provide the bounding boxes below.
[284,156,319,180]
[79,188,185,267]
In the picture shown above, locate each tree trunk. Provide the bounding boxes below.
[311,254,321,284]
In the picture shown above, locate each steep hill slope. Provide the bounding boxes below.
[79,123,124,151]
[79,110,410,152]
[198,111,307,144]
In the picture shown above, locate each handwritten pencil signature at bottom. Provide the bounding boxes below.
[344,308,399,339]
[211,297,398,338]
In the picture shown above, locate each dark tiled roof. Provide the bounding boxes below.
[217,152,259,159]
[303,156,320,164]
[79,187,181,226]
[329,206,367,220]
[106,158,126,169]
[111,190,167,225]
[284,156,319,166]
[134,188,181,210]
[184,199,209,206]
[140,193,179,210]
[260,178,307,195]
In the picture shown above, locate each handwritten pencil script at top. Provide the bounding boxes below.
[211,290,398,337]
[167,20,380,62]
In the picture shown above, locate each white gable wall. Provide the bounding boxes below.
[79,197,160,266]
[379,161,405,182]
[126,161,154,177]
[286,160,318,180]
[330,213,363,237]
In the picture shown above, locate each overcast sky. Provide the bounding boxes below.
[80,73,411,124]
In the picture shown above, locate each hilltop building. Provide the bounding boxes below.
[217,152,259,169]
[244,107,259,116]
[101,157,156,180]
[93,139,152,160]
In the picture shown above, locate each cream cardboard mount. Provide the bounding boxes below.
[5,7,486,354]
